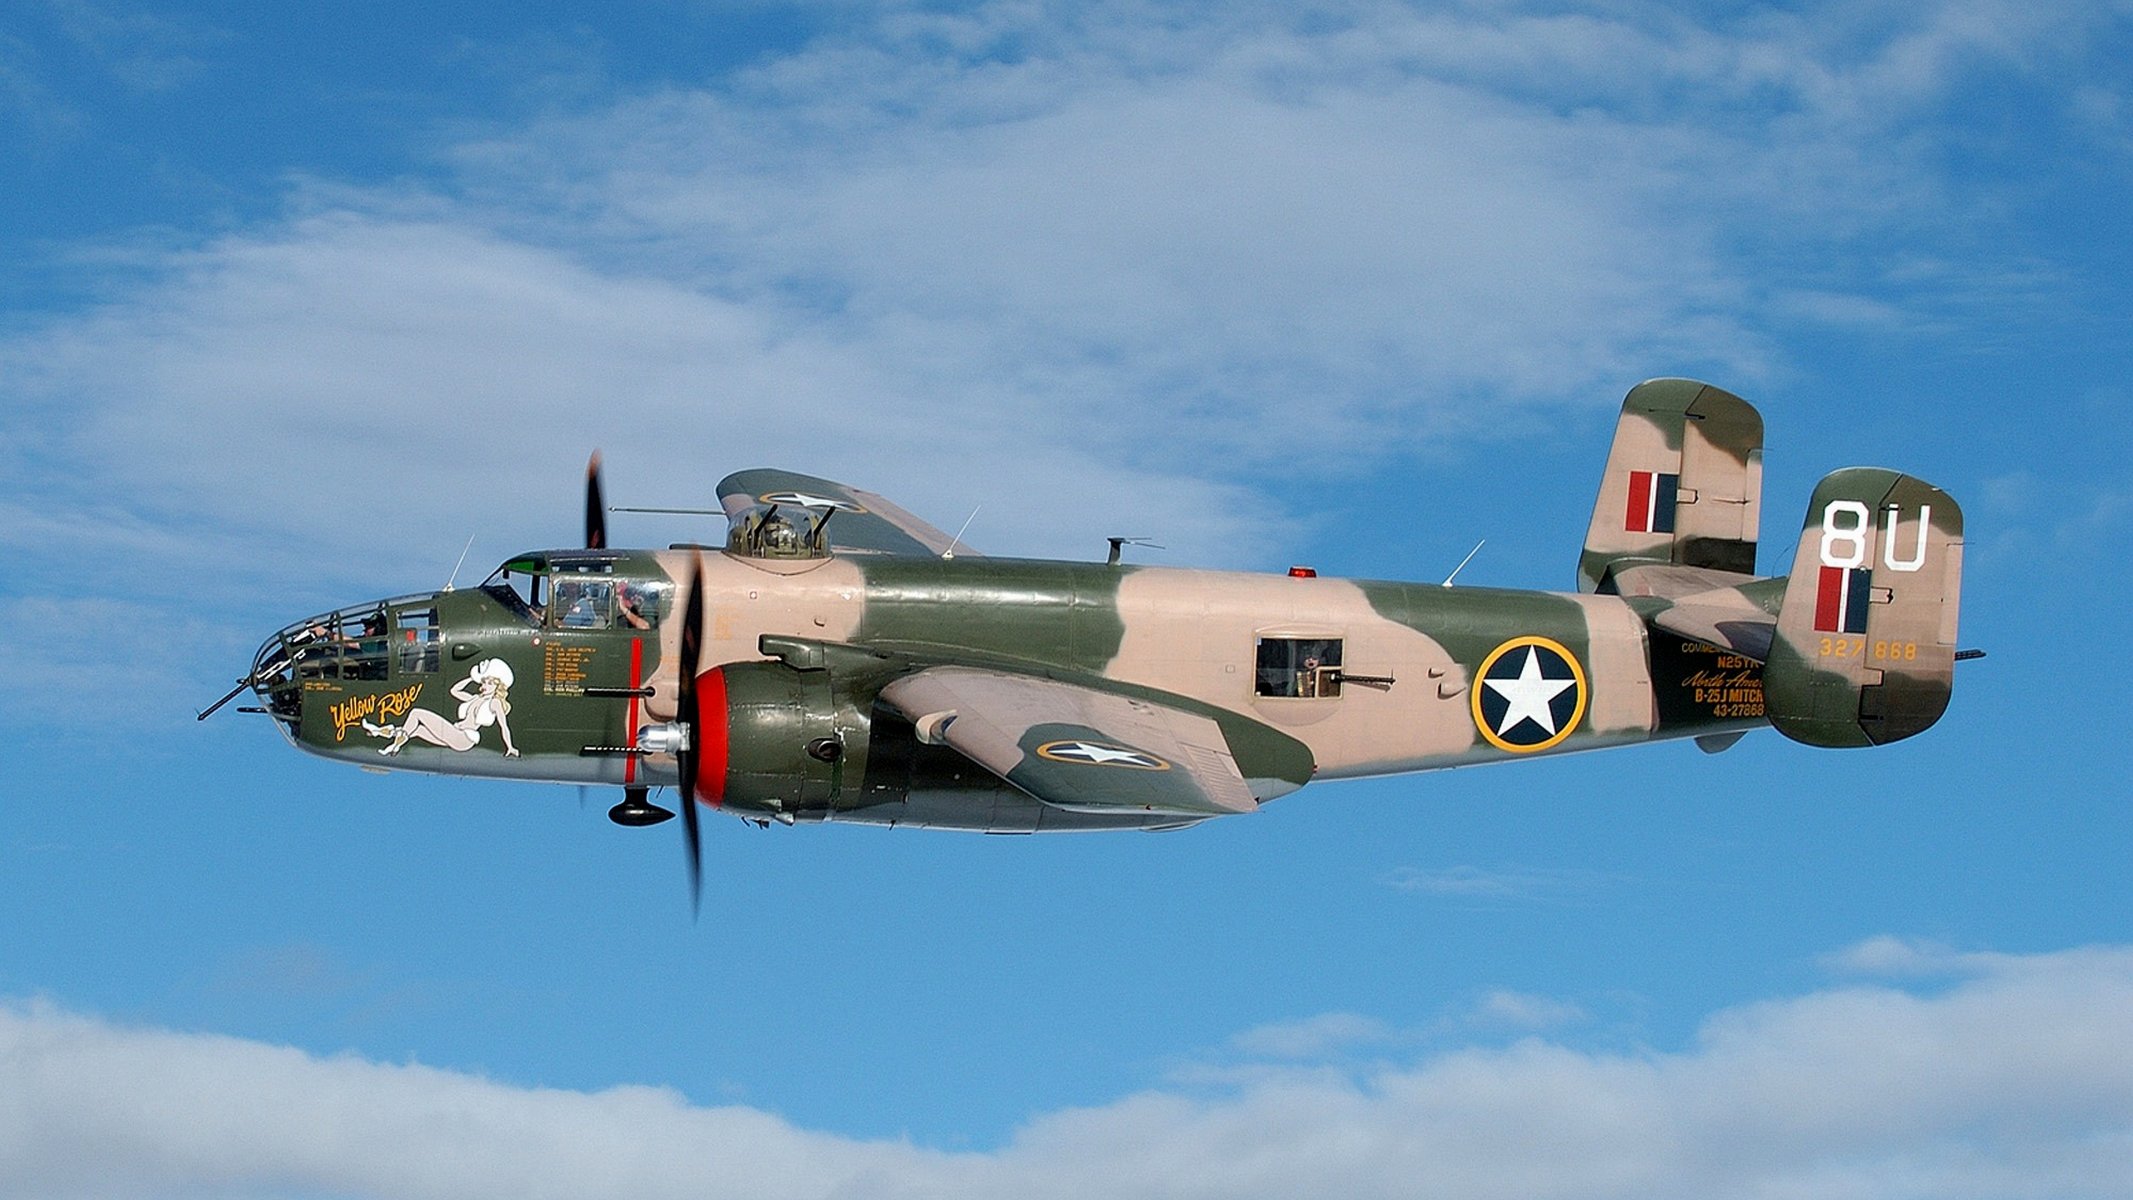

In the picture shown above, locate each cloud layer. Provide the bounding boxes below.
[4,939,2130,1199]
[4,0,2102,593]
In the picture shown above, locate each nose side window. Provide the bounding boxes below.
[394,607,440,674]
[338,607,389,680]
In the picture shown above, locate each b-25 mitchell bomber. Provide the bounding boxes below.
[211,380,1968,903]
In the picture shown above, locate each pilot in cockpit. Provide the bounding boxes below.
[616,581,653,630]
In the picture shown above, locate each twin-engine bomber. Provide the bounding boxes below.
[210,380,1969,903]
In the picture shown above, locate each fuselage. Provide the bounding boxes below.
[250,548,1768,831]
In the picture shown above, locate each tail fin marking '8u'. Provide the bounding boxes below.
[1764,468,1964,748]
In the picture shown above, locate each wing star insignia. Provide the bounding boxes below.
[1034,740,1172,770]
[1471,636,1589,753]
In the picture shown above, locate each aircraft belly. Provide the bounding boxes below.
[295,740,636,786]
[826,789,1181,832]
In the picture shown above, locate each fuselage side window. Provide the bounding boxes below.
[393,606,441,674]
[1254,637,1344,698]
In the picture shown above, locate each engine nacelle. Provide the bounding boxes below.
[691,660,845,817]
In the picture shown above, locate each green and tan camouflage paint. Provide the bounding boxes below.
[251,380,1964,833]
[1581,378,1764,592]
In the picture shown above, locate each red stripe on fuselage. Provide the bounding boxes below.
[623,637,643,785]
[696,666,728,808]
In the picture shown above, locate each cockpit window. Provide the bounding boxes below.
[545,559,667,631]
[617,578,667,629]
[481,557,548,624]
[552,576,615,629]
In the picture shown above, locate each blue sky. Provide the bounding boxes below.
[2,1,2131,1195]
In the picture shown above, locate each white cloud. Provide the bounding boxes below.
[6,0,2105,601]
[0,593,251,728]
[1228,1011,1396,1059]
[1468,989,1586,1031]
[6,942,2133,1199]
[1381,863,1617,902]
[2,211,1281,584]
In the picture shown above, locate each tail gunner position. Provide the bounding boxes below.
[207,381,1972,903]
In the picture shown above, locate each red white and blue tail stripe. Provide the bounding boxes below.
[1624,470,1679,534]
[1813,566,1872,634]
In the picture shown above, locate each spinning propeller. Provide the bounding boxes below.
[584,452,709,914]
[584,451,608,550]
[676,549,706,915]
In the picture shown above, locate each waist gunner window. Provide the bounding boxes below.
[1255,637,1344,698]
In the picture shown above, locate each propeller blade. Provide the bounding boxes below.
[585,452,607,549]
[676,550,706,916]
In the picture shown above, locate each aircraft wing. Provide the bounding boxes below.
[717,468,977,559]
[878,666,1312,817]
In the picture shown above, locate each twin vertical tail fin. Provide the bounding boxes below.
[1585,380,1968,747]
[1581,379,1764,593]
[1763,469,1965,747]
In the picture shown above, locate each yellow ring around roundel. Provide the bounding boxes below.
[1034,740,1172,771]
[1469,635,1589,754]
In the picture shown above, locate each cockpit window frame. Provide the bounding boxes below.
[391,603,442,675]
[480,556,549,624]
[550,572,618,630]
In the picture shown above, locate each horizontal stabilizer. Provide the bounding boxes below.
[1650,602,1777,662]
[1611,561,1781,661]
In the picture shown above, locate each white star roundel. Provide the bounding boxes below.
[1035,740,1171,771]
[759,490,867,513]
[1470,637,1589,753]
